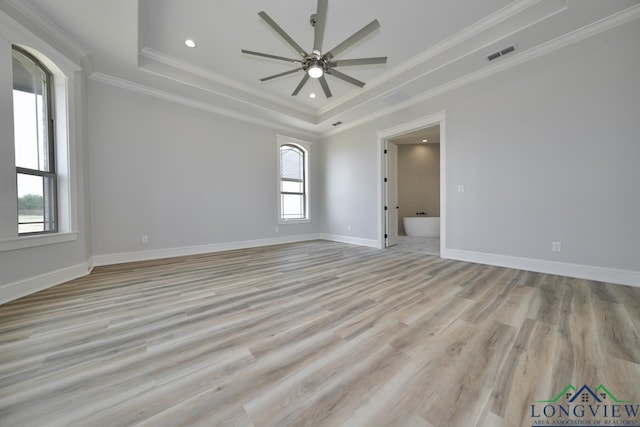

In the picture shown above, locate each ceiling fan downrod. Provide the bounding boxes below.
[241,0,387,98]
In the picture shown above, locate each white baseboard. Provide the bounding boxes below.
[443,248,640,288]
[0,262,93,305]
[320,234,380,248]
[92,234,324,266]
[1,235,323,304]
[7,238,635,307]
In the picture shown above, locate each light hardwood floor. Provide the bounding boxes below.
[0,240,639,426]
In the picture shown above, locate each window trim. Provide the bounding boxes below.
[0,15,82,252]
[280,144,306,220]
[13,45,59,236]
[277,135,311,224]
[0,232,78,251]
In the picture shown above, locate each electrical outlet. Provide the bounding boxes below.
[275,226,279,233]
[141,235,148,244]
[457,185,465,193]
[347,225,351,232]
[552,241,561,252]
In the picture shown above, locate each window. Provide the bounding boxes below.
[278,136,310,222]
[12,46,57,235]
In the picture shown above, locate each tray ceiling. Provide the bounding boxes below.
[8,0,640,136]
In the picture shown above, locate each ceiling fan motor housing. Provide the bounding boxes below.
[303,50,328,75]
[241,0,386,97]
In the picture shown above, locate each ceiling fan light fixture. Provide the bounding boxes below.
[307,64,323,79]
[242,1,387,98]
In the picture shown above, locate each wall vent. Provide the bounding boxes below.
[487,45,516,61]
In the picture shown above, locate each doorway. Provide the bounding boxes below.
[377,112,446,255]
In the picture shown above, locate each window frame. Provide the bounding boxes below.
[277,135,311,224]
[0,21,82,252]
[13,45,58,235]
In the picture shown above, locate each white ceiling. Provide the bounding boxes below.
[140,0,512,109]
[6,0,640,136]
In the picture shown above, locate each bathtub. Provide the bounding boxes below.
[403,217,440,237]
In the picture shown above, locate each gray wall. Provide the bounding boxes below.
[322,19,640,271]
[88,81,320,257]
[397,144,440,235]
[320,126,378,239]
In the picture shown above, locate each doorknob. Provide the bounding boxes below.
[396,206,399,209]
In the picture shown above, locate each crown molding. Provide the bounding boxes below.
[136,1,560,125]
[90,72,319,140]
[2,0,89,59]
[318,0,557,115]
[319,0,569,125]
[322,2,640,138]
[84,2,640,140]
[91,0,640,142]
[139,47,315,116]
[0,6,82,74]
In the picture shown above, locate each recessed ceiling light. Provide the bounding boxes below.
[422,139,428,143]
[309,93,316,99]
[184,39,196,48]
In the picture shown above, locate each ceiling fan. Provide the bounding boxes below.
[241,0,387,98]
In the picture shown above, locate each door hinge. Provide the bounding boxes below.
[384,206,388,210]
[384,149,387,154]
[384,234,388,239]
[384,177,388,182]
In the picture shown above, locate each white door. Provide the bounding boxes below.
[385,141,399,247]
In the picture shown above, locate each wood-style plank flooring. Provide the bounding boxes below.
[0,240,639,426]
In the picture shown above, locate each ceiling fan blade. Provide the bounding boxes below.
[260,68,302,82]
[258,11,307,58]
[313,0,328,52]
[292,74,310,96]
[326,69,365,88]
[325,19,380,60]
[241,50,302,64]
[319,75,333,98]
[330,57,387,67]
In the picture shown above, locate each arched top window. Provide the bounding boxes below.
[278,137,310,222]
[12,46,57,234]
[281,144,304,182]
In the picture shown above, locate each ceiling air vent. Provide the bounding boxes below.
[487,45,516,61]
[382,91,410,105]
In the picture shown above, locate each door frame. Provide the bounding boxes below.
[377,111,447,253]
[384,140,399,247]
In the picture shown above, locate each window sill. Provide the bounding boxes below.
[278,219,311,225]
[0,232,78,252]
